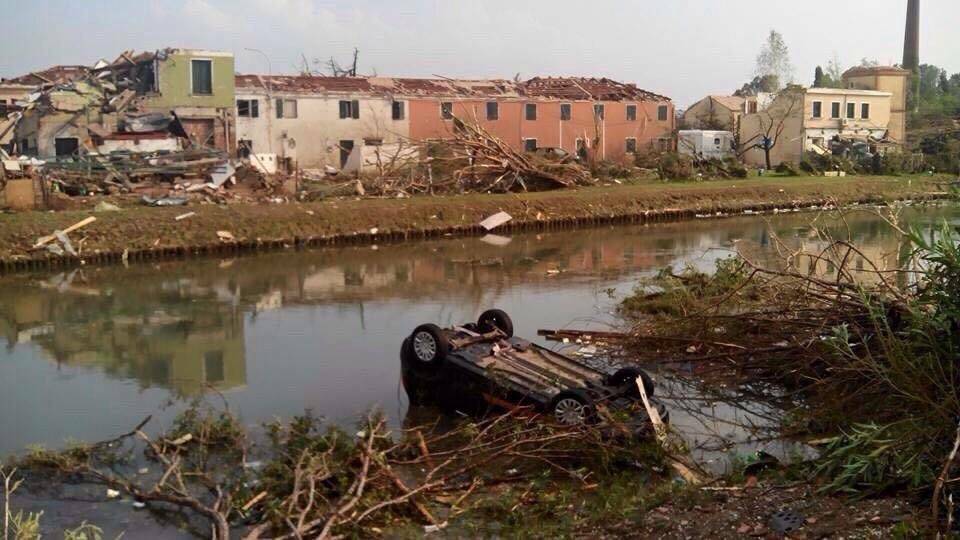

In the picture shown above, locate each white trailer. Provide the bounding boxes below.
[678,130,735,160]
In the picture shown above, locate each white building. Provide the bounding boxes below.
[234,75,411,172]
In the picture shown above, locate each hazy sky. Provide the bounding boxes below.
[3,0,958,107]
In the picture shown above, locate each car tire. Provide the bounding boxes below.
[549,389,595,426]
[478,309,514,338]
[409,324,449,366]
[608,366,655,398]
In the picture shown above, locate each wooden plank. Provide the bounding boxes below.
[33,216,96,247]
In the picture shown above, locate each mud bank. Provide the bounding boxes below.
[0,175,949,273]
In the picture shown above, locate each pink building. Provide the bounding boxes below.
[407,77,674,163]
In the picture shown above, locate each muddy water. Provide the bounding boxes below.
[1,204,956,464]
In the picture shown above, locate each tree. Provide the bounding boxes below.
[939,71,951,94]
[755,30,793,90]
[814,66,825,87]
[734,75,779,97]
[826,53,844,84]
[738,86,803,170]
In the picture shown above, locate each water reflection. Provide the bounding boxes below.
[0,205,954,456]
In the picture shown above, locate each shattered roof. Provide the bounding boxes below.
[1,65,90,87]
[235,75,521,97]
[236,74,669,102]
[236,74,373,94]
[709,95,746,111]
[523,77,670,102]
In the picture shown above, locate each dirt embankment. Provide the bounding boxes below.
[0,175,950,272]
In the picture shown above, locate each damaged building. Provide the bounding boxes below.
[738,66,908,167]
[11,48,235,159]
[233,74,675,171]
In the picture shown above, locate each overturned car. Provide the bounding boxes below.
[400,309,666,433]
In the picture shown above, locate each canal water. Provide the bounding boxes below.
[1,204,956,462]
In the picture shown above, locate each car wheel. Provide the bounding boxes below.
[478,309,514,338]
[549,389,595,426]
[608,366,655,398]
[410,324,449,366]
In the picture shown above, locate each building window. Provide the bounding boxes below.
[560,103,572,121]
[626,104,637,121]
[657,105,669,122]
[191,59,213,95]
[237,99,259,118]
[812,101,822,118]
[525,103,537,121]
[392,101,404,120]
[846,102,856,119]
[238,139,253,158]
[523,138,538,152]
[748,101,758,114]
[276,98,298,119]
[713,137,722,146]
[594,104,604,120]
[55,137,79,157]
[831,102,841,119]
[339,100,359,119]
[861,103,870,119]
[441,102,453,120]
[625,137,637,153]
[486,101,499,120]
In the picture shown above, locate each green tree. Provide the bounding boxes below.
[755,30,793,90]
[814,66,825,87]
[734,75,780,97]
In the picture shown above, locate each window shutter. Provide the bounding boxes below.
[352,100,360,119]
[276,98,284,119]
[251,100,259,118]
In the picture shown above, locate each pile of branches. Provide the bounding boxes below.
[618,205,960,533]
[356,119,594,197]
[15,402,661,539]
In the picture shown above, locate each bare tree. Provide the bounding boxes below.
[738,87,803,169]
[326,48,359,77]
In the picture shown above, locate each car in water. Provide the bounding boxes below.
[400,309,665,433]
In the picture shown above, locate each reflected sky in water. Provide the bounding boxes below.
[1,205,956,457]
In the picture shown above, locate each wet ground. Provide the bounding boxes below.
[1,203,957,535]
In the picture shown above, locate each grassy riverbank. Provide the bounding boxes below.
[0,174,950,270]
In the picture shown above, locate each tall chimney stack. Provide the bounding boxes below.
[903,0,920,71]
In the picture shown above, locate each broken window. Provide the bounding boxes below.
[560,103,572,121]
[441,102,453,120]
[594,104,604,120]
[486,102,499,121]
[55,137,79,157]
[339,100,359,119]
[237,99,259,118]
[846,102,856,119]
[657,105,668,122]
[812,101,822,118]
[276,98,298,119]
[625,137,637,153]
[191,59,213,95]
[392,100,405,120]
[238,139,253,158]
[861,103,870,119]
[831,102,841,119]
[524,138,537,152]
[626,104,637,121]
[525,103,537,121]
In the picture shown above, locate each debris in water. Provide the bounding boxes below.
[217,231,236,242]
[106,488,120,499]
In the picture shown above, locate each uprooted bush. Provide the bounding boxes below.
[10,401,666,539]
[619,208,960,533]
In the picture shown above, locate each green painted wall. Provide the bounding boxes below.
[144,51,235,109]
